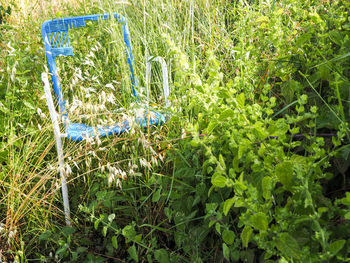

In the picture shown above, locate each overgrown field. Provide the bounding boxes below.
[1,0,350,262]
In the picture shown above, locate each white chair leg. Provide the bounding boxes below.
[56,135,71,226]
[42,73,71,225]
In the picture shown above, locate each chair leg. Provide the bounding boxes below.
[42,72,71,225]
[55,134,71,226]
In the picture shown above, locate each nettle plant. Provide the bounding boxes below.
[164,33,350,261]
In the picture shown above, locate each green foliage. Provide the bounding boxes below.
[1,0,350,262]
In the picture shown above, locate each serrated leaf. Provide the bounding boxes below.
[276,161,294,187]
[276,233,300,259]
[241,226,253,248]
[223,198,235,216]
[250,212,268,231]
[128,245,138,262]
[329,239,346,255]
[112,236,118,249]
[222,229,235,245]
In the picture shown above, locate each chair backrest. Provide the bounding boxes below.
[41,13,138,120]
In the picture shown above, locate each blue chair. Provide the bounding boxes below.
[41,13,168,225]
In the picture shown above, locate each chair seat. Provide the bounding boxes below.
[66,111,165,141]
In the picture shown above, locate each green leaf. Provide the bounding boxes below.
[94,219,100,230]
[276,233,300,259]
[112,236,118,249]
[154,249,170,263]
[23,101,35,110]
[250,212,268,231]
[219,109,234,121]
[218,154,226,170]
[77,247,88,253]
[62,226,76,236]
[152,188,161,202]
[281,80,302,104]
[329,240,346,255]
[128,245,138,262]
[108,213,115,222]
[222,229,235,245]
[262,176,273,200]
[215,222,221,234]
[102,226,108,237]
[223,198,235,216]
[275,161,294,187]
[223,243,230,260]
[237,93,245,107]
[122,225,136,242]
[345,211,350,220]
[39,231,52,241]
[241,226,253,248]
[211,174,226,188]
[340,192,350,206]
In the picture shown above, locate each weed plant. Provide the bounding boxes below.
[0,0,350,262]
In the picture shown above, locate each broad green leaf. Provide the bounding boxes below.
[329,239,346,255]
[223,198,235,216]
[122,225,136,241]
[276,233,300,259]
[250,212,268,231]
[340,192,350,206]
[222,229,235,245]
[128,245,138,262]
[218,154,226,170]
[281,80,302,104]
[241,226,253,248]
[39,231,52,241]
[154,249,170,263]
[207,120,218,134]
[237,93,245,107]
[152,188,161,202]
[223,243,230,260]
[275,161,293,187]
[345,211,350,220]
[211,174,226,188]
[219,109,234,121]
[112,236,118,249]
[262,176,273,200]
[62,226,76,236]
